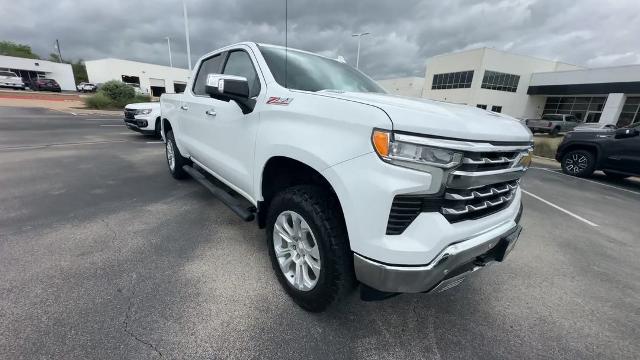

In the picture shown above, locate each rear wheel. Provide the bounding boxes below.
[165,130,190,179]
[549,127,560,137]
[561,150,595,177]
[266,185,354,312]
[603,171,629,180]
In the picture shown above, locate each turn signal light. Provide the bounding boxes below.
[372,130,390,157]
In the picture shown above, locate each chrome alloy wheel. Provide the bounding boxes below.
[273,211,321,291]
[565,153,588,174]
[166,140,175,171]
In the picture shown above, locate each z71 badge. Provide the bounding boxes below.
[266,97,293,105]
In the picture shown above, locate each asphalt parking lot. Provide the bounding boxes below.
[1,106,639,359]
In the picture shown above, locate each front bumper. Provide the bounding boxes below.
[354,205,523,293]
[124,117,156,135]
[0,82,24,88]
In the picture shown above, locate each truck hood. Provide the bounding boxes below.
[125,102,160,110]
[320,91,532,142]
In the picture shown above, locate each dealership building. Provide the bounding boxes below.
[85,58,190,96]
[380,47,640,128]
[0,55,76,90]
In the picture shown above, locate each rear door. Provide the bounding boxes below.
[602,126,640,174]
[179,52,225,161]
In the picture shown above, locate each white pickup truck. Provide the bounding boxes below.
[160,42,533,311]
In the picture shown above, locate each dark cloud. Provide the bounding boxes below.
[1,0,639,79]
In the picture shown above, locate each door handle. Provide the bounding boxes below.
[205,109,217,117]
[180,104,189,110]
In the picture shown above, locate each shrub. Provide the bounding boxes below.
[532,136,563,158]
[132,94,151,103]
[84,80,151,109]
[83,92,114,109]
[99,80,135,107]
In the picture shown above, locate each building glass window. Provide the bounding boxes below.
[431,70,473,90]
[481,70,519,92]
[121,75,140,85]
[476,104,487,110]
[543,96,606,122]
[491,105,502,113]
[617,97,640,127]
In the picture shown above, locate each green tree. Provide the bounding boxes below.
[0,41,40,59]
[72,60,88,85]
[48,53,62,62]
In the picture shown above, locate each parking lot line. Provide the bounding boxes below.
[85,119,122,121]
[99,124,125,127]
[521,189,599,227]
[146,141,163,144]
[0,140,127,151]
[533,168,640,196]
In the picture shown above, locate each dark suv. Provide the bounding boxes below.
[28,78,62,92]
[556,123,640,179]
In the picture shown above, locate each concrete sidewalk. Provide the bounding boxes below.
[0,97,121,116]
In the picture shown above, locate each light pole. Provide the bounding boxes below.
[165,37,173,67]
[182,0,192,70]
[352,32,370,69]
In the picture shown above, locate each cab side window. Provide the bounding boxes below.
[192,54,223,95]
[223,51,261,98]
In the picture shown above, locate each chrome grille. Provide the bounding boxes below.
[385,135,531,234]
[124,108,136,119]
[441,180,518,221]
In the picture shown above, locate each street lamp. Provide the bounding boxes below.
[182,0,192,70]
[352,32,370,69]
[165,37,173,67]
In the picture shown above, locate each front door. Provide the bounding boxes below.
[189,48,264,200]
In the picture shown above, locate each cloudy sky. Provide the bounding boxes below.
[2,0,639,79]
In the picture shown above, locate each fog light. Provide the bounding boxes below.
[138,120,148,127]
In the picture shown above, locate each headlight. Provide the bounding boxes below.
[372,129,463,171]
[135,109,152,115]
[515,150,532,170]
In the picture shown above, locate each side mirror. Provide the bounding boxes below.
[614,128,640,139]
[205,73,255,114]
[205,74,250,99]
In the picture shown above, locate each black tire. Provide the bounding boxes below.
[165,130,190,179]
[561,150,595,177]
[154,118,161,137]
[549,127,560,137]
[603,171,629,180]
[266,185,354,312]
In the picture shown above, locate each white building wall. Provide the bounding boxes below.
[0,55,76,90]
[377,77,423,97]
[421,48,583,119]
[530,64,640,86]
[85,58,190,94]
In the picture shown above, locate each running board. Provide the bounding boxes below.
[182,165,255,221]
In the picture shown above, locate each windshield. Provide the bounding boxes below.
[259,45,386,93]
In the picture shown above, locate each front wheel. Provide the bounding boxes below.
[561,150,595,177]
[165,130,190,179]
[266,185,354,312]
